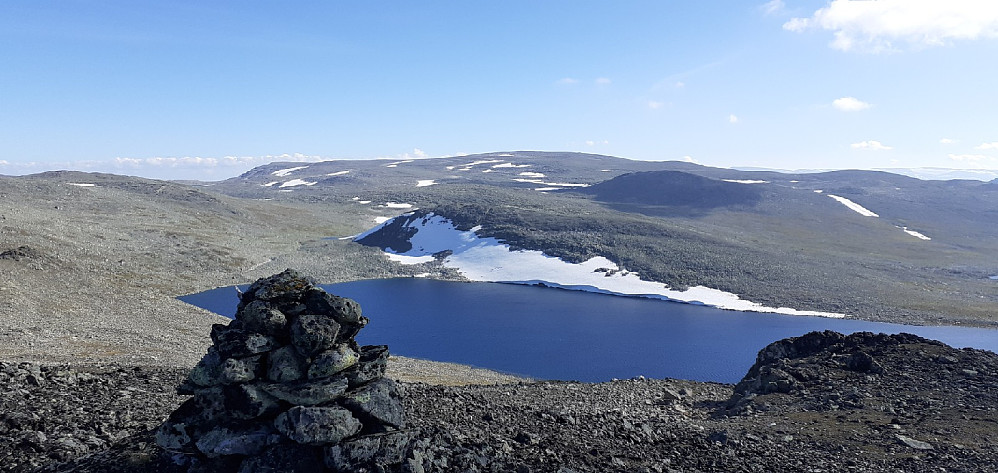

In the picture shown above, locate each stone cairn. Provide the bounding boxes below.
[156,269,410,473]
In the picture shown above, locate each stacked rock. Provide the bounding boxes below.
[156,269,410,473]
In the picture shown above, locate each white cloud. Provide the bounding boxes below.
[939,138,958,144]
[585,140,609,147]
[681,155,698,163]
[761,0,785,16]
[975,142,998,150]
[556,77,579,85]
[832,96,871,111]
[595,77,612,85]
[851,140,893,150]
[728,114,739,124]
[0,160,8,165]
[674,81,685,88]
[647,101,665,110]
[412,148,428,158]
[784,0,998,53]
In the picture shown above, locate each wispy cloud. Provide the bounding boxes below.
[647,101,665,110]
[652,60,723,90]
[728,114,740,124]
[851,140,893,150]
[585,140,610,147]
[832,96,871,111]
[595,77,612,85]
[784,0,998,53]
[556,77,579,85]
[940,138,958,144]
[975,142,998,150]
[761,0,785,16]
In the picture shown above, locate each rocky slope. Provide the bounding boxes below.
[4,330,996,472]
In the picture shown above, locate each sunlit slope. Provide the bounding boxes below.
[212,152,998,326]
[0,171,385,365]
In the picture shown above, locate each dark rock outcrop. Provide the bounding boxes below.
[156,269,409,472]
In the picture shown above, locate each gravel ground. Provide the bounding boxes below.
[5,331,998,472]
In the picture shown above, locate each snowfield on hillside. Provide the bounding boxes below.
[357,213,848,318]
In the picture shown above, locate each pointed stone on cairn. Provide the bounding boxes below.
[157,269,410,473]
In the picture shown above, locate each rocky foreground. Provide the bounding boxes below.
[2,329,996,472]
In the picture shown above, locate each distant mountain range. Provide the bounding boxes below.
[735,166,998,182]
[200,151,998,327]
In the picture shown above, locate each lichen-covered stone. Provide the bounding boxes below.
[195,425,281,458]
[238,300,288,337]
[266,345,307,383]
[187,347,223,387]
[274,406,362,446]
[308,344,359,380]
[224,383,281,420]
[260,376,349,406]
[344,345,390,387]
[220,355,262,384]
[324,430,413,471]
[290,313,341,357]
[212,324,278,359]
[304,289,364,324]
[242,269,316,303]
[341,378,405,430]
[193,386,227,422]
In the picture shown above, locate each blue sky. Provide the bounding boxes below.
[2,1,997,180]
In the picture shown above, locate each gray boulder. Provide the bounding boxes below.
[195,425,281,458]
[341,378,406,430]
[274,406,363,446]
[239,300,289,337]
[308,344,360,380]
[261,377,349,406]
[266,345,307,383]
[291,313,341,357]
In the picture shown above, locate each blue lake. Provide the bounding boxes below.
[180,278,998,384]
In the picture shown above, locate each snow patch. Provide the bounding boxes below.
[327,170,350,176]
[827,195,878,217]
[374,216,391,224]
[358,200,371,204]
[600,169,611,172]
[263,181,280,187]
[66,183,96,187]
[416,180,437,187]
[493,162,531,168]
[358,214,849,318]
[272,166,309,177]
[385,253,436,265]
[989,275,998,280]
[901,227,931,241]
[279,179,317,188]
[813,190,823,194]
[462,159,504,168]
[535,187,562,192]
[519,171,546,178]
[385,159,414,168]
[384,202,414,209]
[513,178,589,187]
[723,179,768,184]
